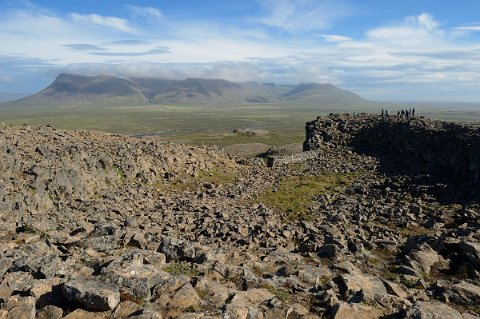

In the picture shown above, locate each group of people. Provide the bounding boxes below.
[381,108,415,119]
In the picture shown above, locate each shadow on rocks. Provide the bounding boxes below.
[350,120,480,205]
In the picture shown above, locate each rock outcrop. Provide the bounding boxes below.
[304,114,480,197]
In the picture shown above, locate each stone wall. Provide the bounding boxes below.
[303,114,480,189]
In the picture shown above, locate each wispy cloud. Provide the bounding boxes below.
[63,44,105,51]
[322,34,352,42]
[125,5,162,20]
[62,41,169,56]
[61,61,263,83]
[258,0,352,32]
[453,25,480,32]
[105,40,150,46]
[2,2,480,101]
[366,13,444,45]
[90,47,170,56]
[68,13,135,33]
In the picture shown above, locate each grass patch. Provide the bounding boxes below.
[399,225,431,236]
[261,283,290,302]
[257,172,359,221]
[251,265,266,278]
[163,263,200,277]
[400,276,424,289]
[383,271,400,282]
[154,167,239,193]
[172,131,304,148]
[368,247,397,267]
[113,164,126,183]
[196,168,238,185]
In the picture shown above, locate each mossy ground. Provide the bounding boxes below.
[163,263,200,277]
[258,172,359,221]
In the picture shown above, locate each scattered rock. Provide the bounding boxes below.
[62,279,120,311]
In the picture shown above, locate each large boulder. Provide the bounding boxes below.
[408,242,445,274]
[223,288,274,319]
[459,242,480,270]
[404,301,463,319]
[445,281,480,305]
[152,276,201,311]
[337,274,388,299]
[99,251,169,300]
[61,279,120,311]
[332,301,388,319]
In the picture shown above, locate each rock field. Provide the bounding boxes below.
[0,114,479,319]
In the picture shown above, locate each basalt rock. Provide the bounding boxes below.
[303,114,480,200]
[0,121,479,318]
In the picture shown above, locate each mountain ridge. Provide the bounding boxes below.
[1,73,369,108]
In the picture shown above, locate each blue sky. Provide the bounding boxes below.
[1,0,480,101]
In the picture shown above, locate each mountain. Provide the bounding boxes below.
[3,74,145,108]
[282,83,363,104]
[1,73,369,108]
[0,92,29,102]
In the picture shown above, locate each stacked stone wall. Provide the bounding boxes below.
[303,114,480,188]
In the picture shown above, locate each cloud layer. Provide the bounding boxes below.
[1,1,480,101]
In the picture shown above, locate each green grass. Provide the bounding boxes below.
[163,263,200,277]
[170,130,304,147]
[0,103,318,136]
[195,168,239,185]
[113,164,126,182]
[258,172,359,221]
[261,283,291,302]
[153,167,239,193]
[399,225,431,236]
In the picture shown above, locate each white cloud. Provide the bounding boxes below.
[366,13,444,46]
[322,34,352,42]
[416,13,440,31]
[453,25,480,31]
[2,4,480,101]
[259,0,351,32]
[61,62,263,83]
[125,5,162,20]
[68,13,135,33]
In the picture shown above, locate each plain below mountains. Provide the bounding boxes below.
[1,73,370,108]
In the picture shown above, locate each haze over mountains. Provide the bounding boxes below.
[1,73,369,108]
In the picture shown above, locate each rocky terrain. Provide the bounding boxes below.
[1,114,480,319]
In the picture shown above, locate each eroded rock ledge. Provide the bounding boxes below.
[304,114,480,198]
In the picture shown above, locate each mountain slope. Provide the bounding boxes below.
[10,74,147,107]
[1,73,370,108]
[282,83,364,105]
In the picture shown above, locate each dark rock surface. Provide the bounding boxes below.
[304,113,480,202]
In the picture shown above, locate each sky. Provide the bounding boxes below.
[1,0,480,102]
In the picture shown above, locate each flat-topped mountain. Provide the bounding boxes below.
[1,73,368,107]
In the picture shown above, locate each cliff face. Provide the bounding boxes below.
[304,114,480,192]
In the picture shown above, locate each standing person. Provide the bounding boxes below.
[412,108,415,117]
[385,109,389,117]
[381,109,384,117]
[401,109,405,118]
[397,110,400,117]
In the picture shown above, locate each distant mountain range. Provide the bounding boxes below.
[1,73,370,108]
